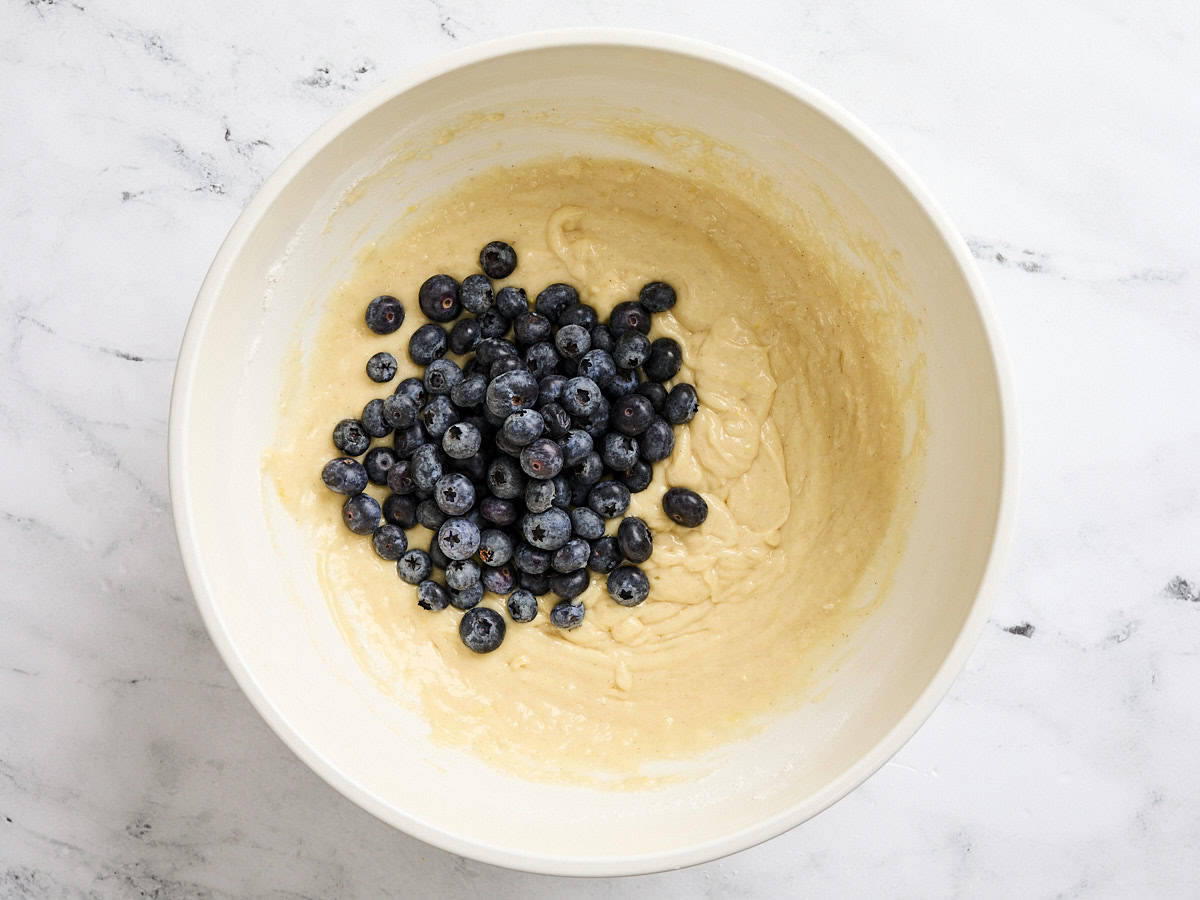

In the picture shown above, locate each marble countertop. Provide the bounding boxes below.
[2,1,1197,896]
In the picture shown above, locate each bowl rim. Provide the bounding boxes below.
[168,27,1017,878]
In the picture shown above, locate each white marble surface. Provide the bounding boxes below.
[1,0,1197,895]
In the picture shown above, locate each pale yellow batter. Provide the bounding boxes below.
[266,156,923,783]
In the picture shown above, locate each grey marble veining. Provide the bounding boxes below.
[1,0,1197,896]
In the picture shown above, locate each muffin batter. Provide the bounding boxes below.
[265,156,924,783]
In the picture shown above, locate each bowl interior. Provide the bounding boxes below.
[172,38,1007,874]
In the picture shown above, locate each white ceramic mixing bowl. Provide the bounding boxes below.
[169,30,1014,876]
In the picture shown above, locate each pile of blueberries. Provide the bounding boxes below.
[320,241,708,654]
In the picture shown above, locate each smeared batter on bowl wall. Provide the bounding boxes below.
[265,155,925,784]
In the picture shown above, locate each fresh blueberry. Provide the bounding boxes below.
[398,548,432,584]
[485,369,539,417]
[602,368,640,401]
[636,381,668,413]
[560,428,593,466]
[365,294,405,334]
[411,444,444,491]
[428,539,450,571]
[479,496,518,527]
[602,432,639,471]
[392,423,425,458]
[409,323,448,365]
[424,358,462,396]
[394,376,427,407]
[438,516,481,560]
[514,311,551,347]
[549,600,585,629]
[579,397,611,440]
[420,395,460,438]
[588,481,631,518]
[459,606,506,652]
[612,332,651,370]
[561,376,601,417]
[477,528,515,566]
[610,393,655,436]
[524,342,559,378]
[519,571,552,596]
[577,349,616,387]
[607,565,650,607]
[514,543,551,574]
[370,524,408,561]
[332,419,370,456]
[495,285,529,319]
[494,429,523,457]
[662,487,708,527]
[571,451,604,485]
[321,457,368,494]
[481,564,516,595]
[365,351,397,383]
[664,383,699,425]
[551,475,573,510]
[617,516,653,563]
[525,479,555,513]
[554,324,591,359]
[364,446,398,485]
[538,401,571,438]
[534,283,579,322]
[639,418,675,462]
[622,460,653,493]
[360,398,392,438]
[382,394,418,430]
[442,422,481,459]
[450,373,487,409]
[570,507,605,540]
[552,538,590,573]
[609,300,651,335]
[476,337,519,366]
[477,308,509,339]
[590,324,614,353]
[460,273,494,314]
[479,241,518,279]
[486,456,524,499]
[558,303,599,330]
[489,356,524,379]
[587,536,621,574]
[639,281,676,312]
[507,589,538,623]
[521,508,572,550]
[644,337,683,382]
[445,558,481,591]
[448,317,482,355]
[453,450,491,485]
[551,570,590,600]
[520,438,564,480]
[450,581,484,611]
[342,493,381,535]
[539,374,567,404]
[383,492,418,528]
[417,580,450,611]
[502,409,544,447]
[416,498,447,531]
[418,274,460,322]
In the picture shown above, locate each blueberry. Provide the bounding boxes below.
[411,444,444,491]
[577,349,616,387]
[409,323,448,365]
[418,274,461,322]
[514,311,551,347]
[383,492,418,528]
[486,456,524,499]
[342,493,381,535]
[602,432,639,471]
[520,438,564,480]
[514,543,551,574]
[365,294,405,334]
[609,300,651,335]
[587,536,621,574]
[640,418,675,462]
[479,241,518,279]
[507,589,538,623]
[428,539,450,571]
[394,376,427,408]
[539,374,567,404]
[610,393,655,436]
[321,457,368,494]
[489,356,524,378]
[662,487,708,527]
[495,285,529,319]
[445,558,481,591]
[476,337,519,366]
[442,422,481,459]
[558,303,599,330]
[494,429,523,458]
[460,273,494,315]
[639,281,676,312]
[617,516,653,563]
[502,409,544,447]
[459,605,505,652]
[579,396,611,439]
[382,395,418,430]
[535,283,579,322]
[602,368,640,401]
[571,451,604,485]
[612,331,650,370]
[417,580,450,611]
[360,398,392,438]
[551,475,573,510]
[525,479,555,513]
[477,308,509,339]
[560,428,593,466]
[364,446,398,485]
[434,472,475,516]
[449,317,482,355]
[607,565,650,607]
[481,564,516,595]
[486,369,539,417]
[521,508,572,550]
[550,569,589,600]
[450,373,487,409]
[538,401,571,438]
[416,498,447,531]
[392,423,425,458]
[590,324,615,353]
[549,600,585,629]
[519,571,552,596]
[637,381,668,413]
[479,496,518,527]
[366,524,406,562]
[622,460,653,493]
[420,395,460,438]
[588,481,631,518]
[644,337,683,382]
[561,376,602,417]
[398,548,432,584]
[664,383,699,425]
[570,507,605,540]
[552,538,590,573]
[477,528,515,566]
[424,358,462,396]
[554,324,591,359]
[438,516,481,560]
[332,419,370,456]
[365,351,397,383]
[450,582,484,611]
[523,342,559,378]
